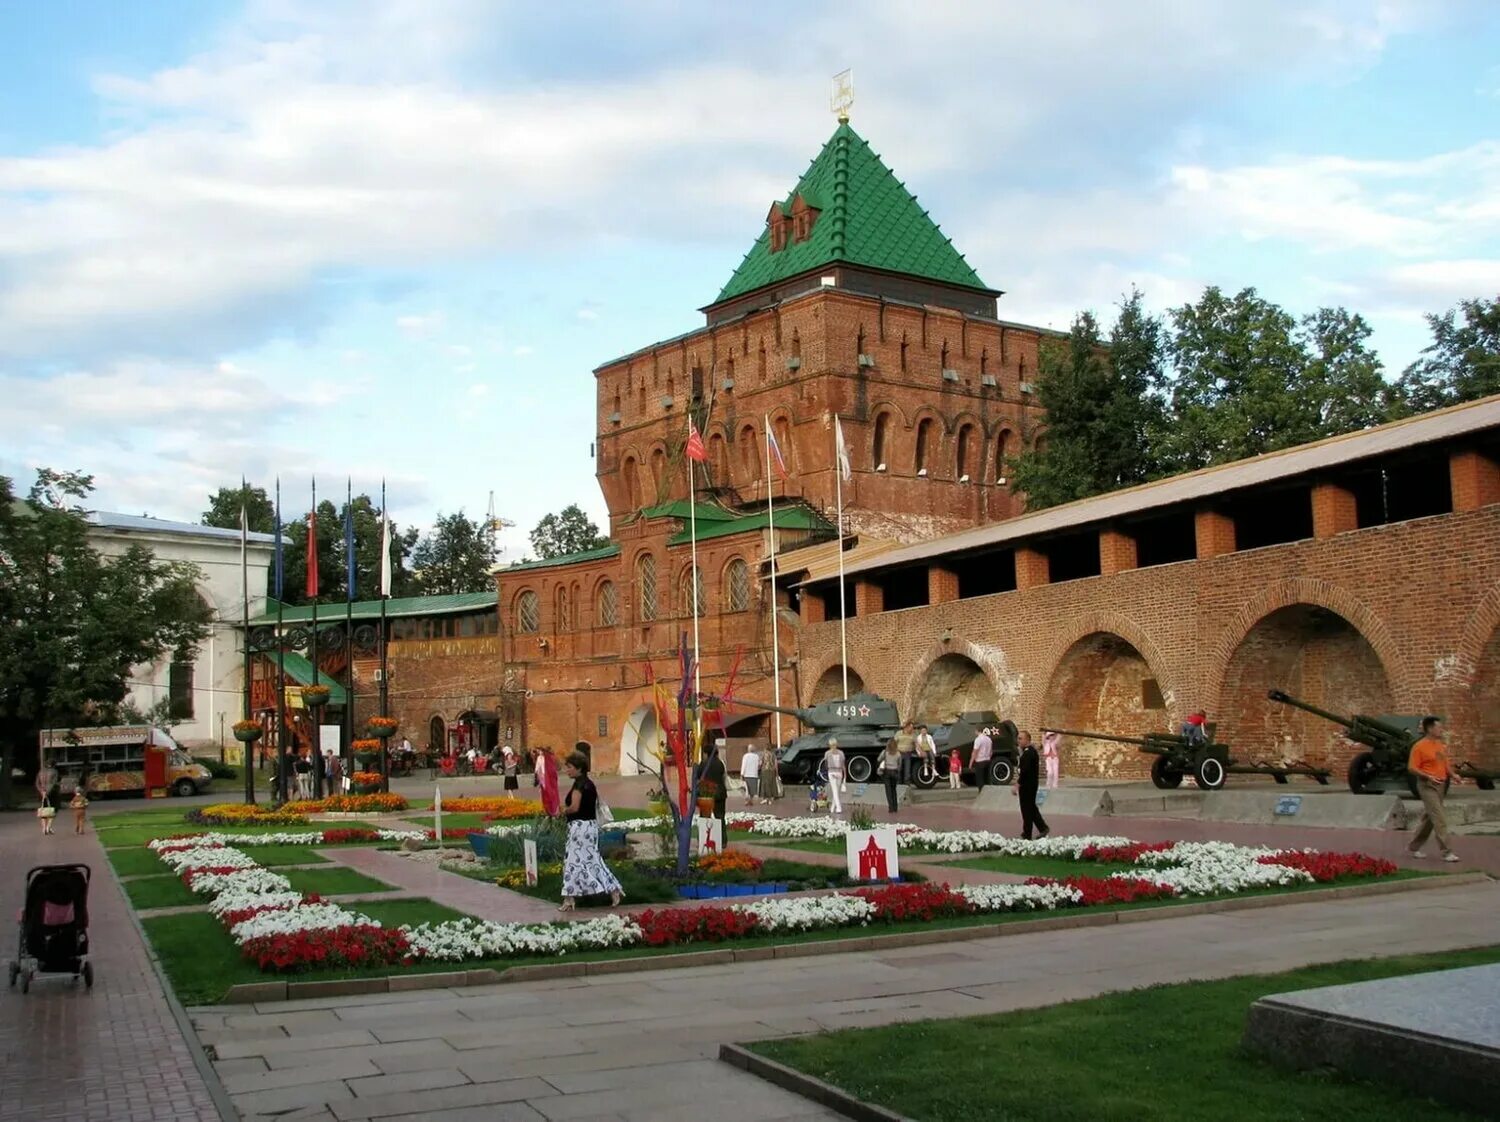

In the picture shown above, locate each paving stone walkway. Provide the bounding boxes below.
[0,814,221,1122]
[194,878,1500,1122]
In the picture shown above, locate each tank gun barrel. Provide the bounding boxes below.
[717,696,812,721]
[1041,727,1151,748]
[1266,690,1354,730]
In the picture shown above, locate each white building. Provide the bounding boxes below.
[87,512,278,752]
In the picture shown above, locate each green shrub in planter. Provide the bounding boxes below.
[487,817,567,868]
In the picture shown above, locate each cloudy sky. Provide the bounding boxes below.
[3,0,1497,558]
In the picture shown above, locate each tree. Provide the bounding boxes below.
[1394,296,1500,413]
[1297,307,1392,433]
[202,484,275,534]
[1008,291,1167,509]
[529,504,609,560]
[411,511,495,595]
[0,470,212,802]
[1159,286,1318,472]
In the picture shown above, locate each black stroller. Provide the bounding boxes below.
[7,864,93,993]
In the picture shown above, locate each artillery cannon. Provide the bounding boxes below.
[1041,723,1334,790]
[728,693,1018,788]
[1266,690,1425,795]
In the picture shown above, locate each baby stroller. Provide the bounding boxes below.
[7,864,92,993]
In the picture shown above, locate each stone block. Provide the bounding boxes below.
[1244,964,1500,1116]
[287,978,390,1000]
[224,981,289,1004]
[388,970,468,993]
[585,949,733,975]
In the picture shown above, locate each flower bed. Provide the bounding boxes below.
[187,804,309,826]
[438,797,544,816]
[140,830,1403,975]
[301,792,409,813]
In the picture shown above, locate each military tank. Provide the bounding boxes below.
[730,694,1018,788]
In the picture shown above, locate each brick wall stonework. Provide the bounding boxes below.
[797,507,1500,779]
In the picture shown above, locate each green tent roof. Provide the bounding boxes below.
[641,500,737,523]
[269,652,348,706]
[665,504,833,547]
[502,543,621,574]
[714,122,992,305]
[249,591,495,627]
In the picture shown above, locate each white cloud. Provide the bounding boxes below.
[575,308,599,321]
[396,312,445,336]
[512,345,534,357]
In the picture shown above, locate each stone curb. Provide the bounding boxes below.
[215,870,1489,1004]
[718,1043,912,1122]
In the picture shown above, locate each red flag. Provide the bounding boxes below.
[306,510,319,599]
[685,417,708,463]
[766,421,788,480]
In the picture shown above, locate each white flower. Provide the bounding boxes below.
[376,828,429,842]
[186,868,293,897]
[156,845,259,874]
[400,915,643,961]
[207,890,304,918]
[732,893,874,932]
[231,903,380,943]
[958,883,1082,911]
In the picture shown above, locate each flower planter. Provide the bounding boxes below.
[467,833,491,859]
[368,725,397,739]
[232,725,264,744]
[726,884,756,897]
[695,799,715,817]
[676,884,702,899]
[698,884,728,899]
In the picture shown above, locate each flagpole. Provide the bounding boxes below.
[344,478,355,783]
[688,454,702,701]
[379,480,390,794]
[275,479,289,804]
[310,477,322,799]
[835,421,849,700]
[241,479,255,805]
[764,415,782,751]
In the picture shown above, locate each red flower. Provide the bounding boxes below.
[1025,875,1177,906]
[634,906,758,946]
[854,882,973,922]
[239,924,410,973]
[1078,841,1173,863]
[1257,851,1398,881]
[320,828,379,844]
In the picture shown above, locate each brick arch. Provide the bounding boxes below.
[800,652,869,705]
[899,636,1014,722]
[1028,610,1177,721]
[1203,578,1405,714]
[1455,583,1500,687]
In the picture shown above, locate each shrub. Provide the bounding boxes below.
[193,758,239,780]
[488,817,567,868]
[848,804,876,831]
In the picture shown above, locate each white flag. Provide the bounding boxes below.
[834,416,852,482]
[379,510,392,597]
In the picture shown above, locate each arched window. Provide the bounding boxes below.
[872,412,890,471]
[554,585,570,632]
[168,651,194,719]
[636,554,657,622]
[740,425,760,481]
[597,580,618,627]
[516,590,540,634]
[772,416,794,474]
[650,448,666,495]
[679,565,705,618]
[709,432,728,484]
[956,424,975,482]
[725,558,750,612]
[995,429,1012,483]
[622,456,641,508]
[915,418,934,476]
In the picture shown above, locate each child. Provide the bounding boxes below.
[70,788,89,834]
[948,748,962,789]
[807,780,823,815]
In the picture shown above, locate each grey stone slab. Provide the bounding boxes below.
[209,1057,269,1079]
[382,1106,547,1122]
[235,1082,353,1118]
[213,1028,381,1060]
[221,1051,381,1093]
[542,1058,723,1095]
[365,1039,464,1074]
[328,1075,557,1120]
[457,1041,704,1084]
[344,1067,472,1097]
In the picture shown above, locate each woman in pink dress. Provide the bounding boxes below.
[1042,731,1061,789]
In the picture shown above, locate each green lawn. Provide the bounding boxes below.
[124,874,200,910]
[107,846,173,877]
[752,946,1500,1122]
[282,867,396,896]
[402,812,492,830]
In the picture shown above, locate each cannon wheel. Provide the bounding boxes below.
[1347,751,1378,795]
[913,760,938,789]
[989,757,1015,786]
[1194,756,1227,790]
[847,755,874,783]
[1150,755,1184,789]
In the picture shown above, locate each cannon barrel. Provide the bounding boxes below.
[725,696,815,722]
[1266,690,1355,729]
[1041,727,1152,747]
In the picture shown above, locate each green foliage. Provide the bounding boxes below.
[528,503,609,560]
[411,510,495,595]
[202,483,275,534]
[1009,291,1167,508]
[1394,296,1500,413]
[487,816,568,867]
[848,803,876,831]
[0,469,213,791]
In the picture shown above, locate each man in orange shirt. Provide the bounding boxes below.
[1408,717,1462,863]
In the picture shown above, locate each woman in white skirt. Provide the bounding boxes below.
[559,751,623,911]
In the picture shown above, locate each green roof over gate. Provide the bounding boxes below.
[269,652,348,705]
[249,590,496,626]
[713,123,992,305]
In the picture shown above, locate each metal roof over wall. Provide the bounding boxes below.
[833,394,1500,581]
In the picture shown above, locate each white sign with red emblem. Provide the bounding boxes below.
[695,815,724,854]
[846,828,899,881]
[523,839,539,887]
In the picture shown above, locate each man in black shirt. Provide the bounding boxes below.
[1012,731,1049,840]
